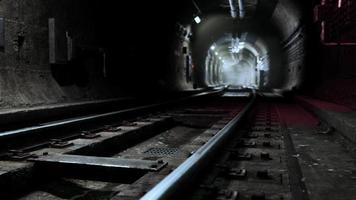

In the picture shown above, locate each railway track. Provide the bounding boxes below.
[0,90,248,199]
[0,90,222,154]
[168,103,307,200]
[1,91,356,200]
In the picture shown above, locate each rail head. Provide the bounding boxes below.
[140,93,256,200]
[0,89,224,153]
[0,90,223,139]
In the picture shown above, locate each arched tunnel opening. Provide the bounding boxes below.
[174,0,306,92]
[201,30,280,89]
[1,1,356,199]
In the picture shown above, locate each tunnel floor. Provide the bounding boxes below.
[0,92,355,200]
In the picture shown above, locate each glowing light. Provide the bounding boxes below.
[229,37,241,53]
[210,45,216,50]
[194,16,201,24]
[338,0,342,8]
[215,52,218,56]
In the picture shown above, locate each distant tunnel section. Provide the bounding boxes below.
[174,0,306,92]
[203,32,275,89]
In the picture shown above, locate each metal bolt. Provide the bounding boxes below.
[189,151,195,157]
[107,127,122,132]
[228,169,247,179]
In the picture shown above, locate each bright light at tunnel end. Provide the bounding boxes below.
[203,33,272,90]
[194,16,201,24]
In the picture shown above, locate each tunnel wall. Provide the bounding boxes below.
[300,0,356,110]
[271,0,305,90]
[271,0,302,41]
[282,27,306,90]
[311,45,356,110]
[168,24,195,91]
[0,0,124,110]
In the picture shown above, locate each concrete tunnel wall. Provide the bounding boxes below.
[0,0,126,110]
[0,0,199,112]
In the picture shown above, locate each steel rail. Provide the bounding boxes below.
[140,92,256,200]
[0,90,222,141]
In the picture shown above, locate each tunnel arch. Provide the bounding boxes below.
[203,33,273,88]
[172,0,306,92]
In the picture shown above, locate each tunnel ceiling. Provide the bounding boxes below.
[187,0,300,38]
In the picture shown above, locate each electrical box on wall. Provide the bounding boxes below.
[48,18,73,64]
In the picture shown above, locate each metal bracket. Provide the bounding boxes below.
[49,139,73,148]
[80,131,101,139]
[105,126,122,132]
[8,150,37,161]
[227,169,247,179]
[121,121,138,126]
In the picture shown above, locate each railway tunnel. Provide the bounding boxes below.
[0,0,356,200]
